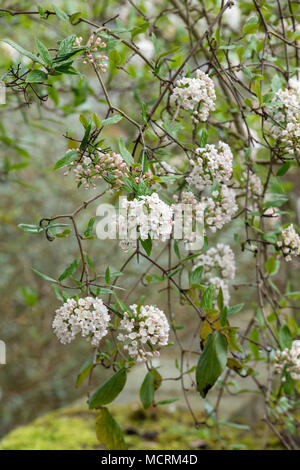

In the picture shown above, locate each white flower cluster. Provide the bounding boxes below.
[117,304,170,362]
[272,80,300,155]
[193,244,236,306]
[274,340,300,380]
[52,297,110,346]
[68,150,129,189]
[186,142,233,190]
[75,34,108,72]
[173,186,237,236]
[119,192,173,250]
[172,69,216,121]
[277,224,300,261]
[246,170,263,197]
[204,185,238,232]
[172,191,205,246]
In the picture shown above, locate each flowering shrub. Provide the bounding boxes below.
[3,0,300,451]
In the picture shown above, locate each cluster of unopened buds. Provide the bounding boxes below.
[66,149,129,189]
[274,340,300,380]
[186,142,233,190]
[277,224,300,261]
[118,192,174,251]
[52,297,110,346]
[172,69,216,121]
[193,244,236,306]
[117,304,170,362]
[74,34,108,72]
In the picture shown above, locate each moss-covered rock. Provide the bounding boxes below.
[0,402,283,450]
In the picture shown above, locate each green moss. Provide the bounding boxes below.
[0,408,99,450]
[0,403,283,450]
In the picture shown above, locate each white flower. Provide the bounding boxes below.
[186,142,233,190]
[274,340,300,380]
[203,185,238,232]
[277,224,300,261]
[271,83,300,154]
[193,244,236,306]
[119,192,173,250]
[172,69,216,121]
[52,297,110,346]
[118,304,169,362]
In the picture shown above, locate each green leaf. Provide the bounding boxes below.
[80,124,92,150]
[35,38,52,66]
[69,12,82,25]
[92,113,101,128]
[79,113,89,129]
[277,161,292,176]
[196,331,228,398]
[105,266,110,284]
[119,137,134,166]
[3,39,44,65]
[189,266,203,287]
[76,356,94,387]
[249,328,260,359]
[279,324,292,350]
[265,256,279,275]
[84,217,95,237]
[58,258,80,281]
[199,128,208,147]
[102,114,123,126]
[140,235,152,256]
[54,150,78,170]
[18,223,43,234]
[32,268,56,283]
[227,303,244,315]
[25,70,48,83]
[88,368,127,408]
[139,371,155,409]
[95,407,126,450]
[201,285,215,310]
[243,17,258,35]
[53,5,69,22]
[58,35,76,55]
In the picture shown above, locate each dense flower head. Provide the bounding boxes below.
[274,340,300,380]
[193,244,236,306]
[119,192,174,250]
[194,243,236,281]
[52,297,110,346]
[68,149,129,189]
[244,170,263,197]
[271,80,300,154]
[117,304,170,362]
[203,185,238,232]
[172,69,216,121]
[172,191,205,247]
[277,224,300,261]
[186,142,233,190]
